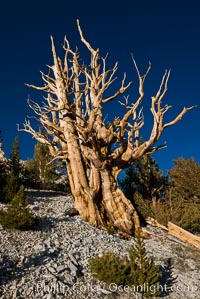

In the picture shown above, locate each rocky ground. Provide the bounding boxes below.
[0,190,200,299]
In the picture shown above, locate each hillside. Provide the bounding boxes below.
[0,190,200,299]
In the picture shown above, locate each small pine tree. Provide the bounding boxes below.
[0,160,8,202]
[23,159,39,188]
[0,133,9,202]
[2,172,19,203]
[0,185,36,230]
[89,251,129,286]
[24,142,70,191]
[127,230,162,296]
[34,142,58,188]
[89,230,162,297]
[2,136,23,203]
[9,136,22,180]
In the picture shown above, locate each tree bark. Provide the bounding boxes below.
[100,168,140,234]
[66,129,140,234]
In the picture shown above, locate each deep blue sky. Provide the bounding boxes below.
[0,1,199,173]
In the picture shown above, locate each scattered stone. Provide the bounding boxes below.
[66,260,78,276]
[34,243,45,251]
[68,252,78,266]
[48,266,56,274]
[0,189,199,299]
[64,207,79,217]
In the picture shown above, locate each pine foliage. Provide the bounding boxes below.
[121,154,169,202]
[9,136,22,180]
[0,159,7,202]
[127,230,162,296]
[2,136,23,203]
[90,251,129,286]
[120,154,169,224]
[0,185,36,230]
[167,157,200,233]
[120,155,200,233]
[89,230,162,297]
[24,142,70,192]
[168,157,200,201]
[2,173,19,203]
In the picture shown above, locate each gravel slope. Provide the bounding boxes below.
[0,190,199,299]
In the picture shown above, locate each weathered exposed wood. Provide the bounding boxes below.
[146,217,168,231]
[168,221,200,249]
[147,218,200,249]
[18,20,196,235]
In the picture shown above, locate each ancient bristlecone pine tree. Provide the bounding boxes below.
[19,20,195,235]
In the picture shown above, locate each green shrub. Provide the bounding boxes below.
[0,185,37,230]
[126,230,162,296]
[105,223,116,235]
[90,251,130,286]
[170,200,200,234]
[2,173,20,203]
[133,191,154,221]
[133,190,200,234]
[89,230,162,297]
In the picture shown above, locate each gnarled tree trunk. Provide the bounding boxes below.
[67,153,140,234]
[100,168,140,233]
[65,121,139,233]
[19,20,195,235]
